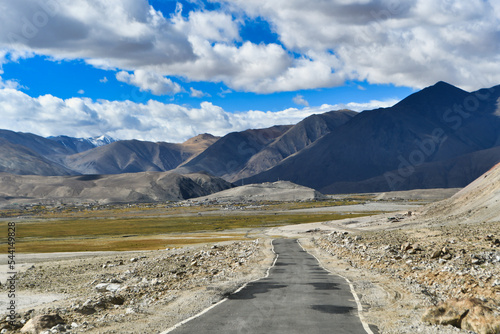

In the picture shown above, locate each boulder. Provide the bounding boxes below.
[20,314,65,334]
[401,242,412,252]
[95,283,121,292]
[430,250,442,259]
[422,298,500,334]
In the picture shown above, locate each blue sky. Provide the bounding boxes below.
[0,0,499,142]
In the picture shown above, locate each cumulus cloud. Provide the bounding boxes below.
[0,0,195,68]
[0,76,23,90]
[214,0,500,90]
[190,87,209,98]
[0,87,397,142]
[292,94,309,107]
[0,0,346,93]
[337,99,398,112]
[1,0,498,93]
[116,69,182,95]
[171,7,241,43]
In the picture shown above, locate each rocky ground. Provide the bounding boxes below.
[2,219,499,334]
[0,239,274,334]
[307,219,500,334]
[1,190,499,334]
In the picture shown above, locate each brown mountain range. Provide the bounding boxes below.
[1,81,500,194]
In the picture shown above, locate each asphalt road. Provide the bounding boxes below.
[167,239,372,334]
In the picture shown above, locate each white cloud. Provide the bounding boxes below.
[0,87,397,142]
[190,87,209,98]
[77,89,84,94]
[0,76,23,90]
[171,8,241,43]
[337,99,399,112]
[2,0,498,93]
[213,0,500,91]
[292,94,309,107]
[99,76,108,83]
[0,0,346,93]
[116,69,182,95]
[0,0,195,68]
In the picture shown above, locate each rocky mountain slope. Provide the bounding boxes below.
[0,138,74,176]
[244,82,500,193]
[64,134,219,175]
[330,145,500,193]
[0,129,76,159]
[47,135,116,153]
[174,125,293,180]
[0,130,219,176]
[233,109,356,181]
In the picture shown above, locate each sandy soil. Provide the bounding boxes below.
[277,202,421,213]
[0,240,276,333]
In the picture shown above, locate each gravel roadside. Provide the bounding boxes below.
[0,239,275,334]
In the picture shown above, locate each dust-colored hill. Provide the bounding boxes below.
[0,171,232,205]
[233,110,356,181]
[419,161,500,224]
[192,180,326,202]
[244,82,500,193]
[177,133,220,163]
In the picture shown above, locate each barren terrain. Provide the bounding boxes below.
[1,182,499,334]
[1,240,275,333]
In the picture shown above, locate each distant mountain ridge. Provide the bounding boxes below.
[0,130,220,176]
[1,81,500,194]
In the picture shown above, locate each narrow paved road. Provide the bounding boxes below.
[167,239,371,334]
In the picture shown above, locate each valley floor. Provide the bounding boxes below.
[1,192,498,333]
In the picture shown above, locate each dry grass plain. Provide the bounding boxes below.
[0,200,378,253]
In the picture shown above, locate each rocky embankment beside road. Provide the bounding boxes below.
[313,221,500,334]
[0,240,270,334]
